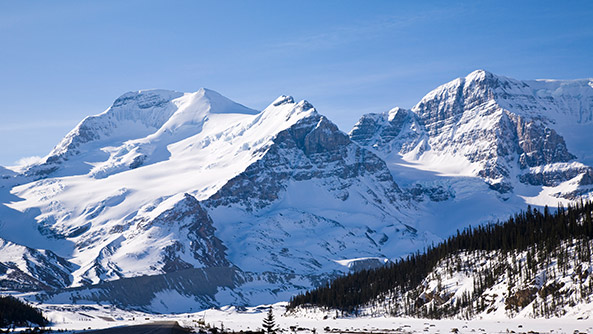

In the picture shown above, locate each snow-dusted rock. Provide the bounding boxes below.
[351,70,593,199]
[0,237,76,291]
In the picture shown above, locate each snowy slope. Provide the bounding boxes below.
[25,88,258,179]
[0,237,75,291]
[3,91,320,284]
[24,300,593,333]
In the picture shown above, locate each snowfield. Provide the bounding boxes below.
[37,302,593,334]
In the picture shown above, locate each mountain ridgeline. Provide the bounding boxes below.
[0,70,592,313]
[288,200,593,318]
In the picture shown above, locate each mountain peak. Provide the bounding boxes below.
[414,69,510,112]
[111,89,184,110]
[25,88,257,177]
[272,95,295,106]
[465,69,494,81]
[296,99,315,111]
[190,88,258,115]
[261,95,317,122]
[386,107,407,122]
[463,69,517,89]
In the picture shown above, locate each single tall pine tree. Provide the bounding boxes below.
[262,307,276,334]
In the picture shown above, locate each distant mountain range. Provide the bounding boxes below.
[0,70,591,312]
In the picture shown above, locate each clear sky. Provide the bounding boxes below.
[1,0,592,166]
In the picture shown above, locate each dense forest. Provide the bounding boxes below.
[0,295,48,328]
[288,200,593,318]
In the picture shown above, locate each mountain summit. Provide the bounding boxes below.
[26,88,258,178]
[351,69,593,198]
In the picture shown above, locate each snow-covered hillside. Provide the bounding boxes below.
[365,239,593,320]
[287,201,593,321]
[0,237,75,291]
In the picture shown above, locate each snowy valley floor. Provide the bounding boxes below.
[35,302,593,334]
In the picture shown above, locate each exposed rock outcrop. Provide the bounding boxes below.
[207,114,402,211]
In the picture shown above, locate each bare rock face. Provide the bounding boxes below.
[511,115,576,169]
[350,70,593,196]
[207,114,402,211]
[403,184,454,202]
[148,194,229,270]
[130,194,229,271]
[350,108,412,145]
[506,287,539,310]
[350,108,425,156]
[413,71,498,137]
[519,165,593,187]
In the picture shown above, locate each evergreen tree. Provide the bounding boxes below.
[262,307,276,334]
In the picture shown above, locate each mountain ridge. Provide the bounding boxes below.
[0,70,592,312]
[350,69,593,198]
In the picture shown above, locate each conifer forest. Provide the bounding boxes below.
[289,201,593,319]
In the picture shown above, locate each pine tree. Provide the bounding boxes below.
[262,307,276,334]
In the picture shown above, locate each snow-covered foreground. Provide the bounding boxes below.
[38,302,593,334]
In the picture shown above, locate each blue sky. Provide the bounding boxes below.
[1,1,592,166]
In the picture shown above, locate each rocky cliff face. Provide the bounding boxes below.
[511,114,576,169]
[351,70,593,198]
[73,193,230,285]
[349,107,425,156]
[207,113,401,211]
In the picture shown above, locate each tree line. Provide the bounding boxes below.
[0,295,48,328]
[287,200,593,315]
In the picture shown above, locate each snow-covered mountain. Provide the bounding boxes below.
[0,87,427,310]
[351,70,593,198]
[350,70,593,237]
[1,70,592,312]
